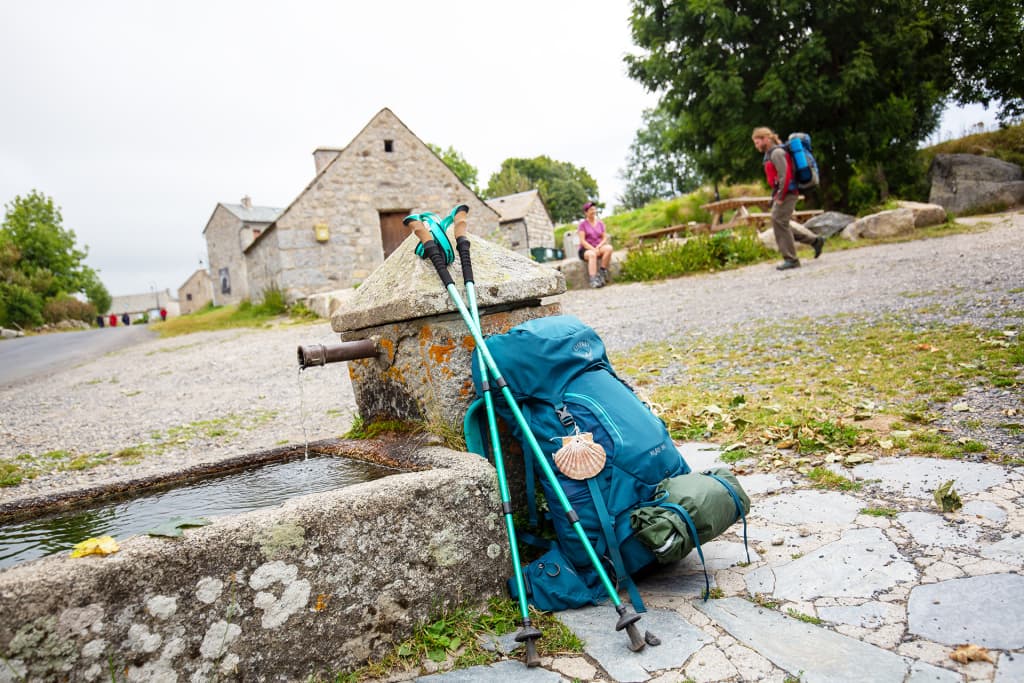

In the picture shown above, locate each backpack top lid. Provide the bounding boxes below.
[471,314,611,404]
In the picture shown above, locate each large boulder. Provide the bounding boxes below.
[895,201,948,228]
[841,208,916,240]
[803,211,856,239]
[929,153,1024,215]
[757,220,818,252]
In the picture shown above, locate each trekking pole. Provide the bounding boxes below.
[405,210,650,653]
[446,205,542,666]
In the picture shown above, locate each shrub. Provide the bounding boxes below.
[255,285,287,315]
[620,231,772,282]
[42,296,97,324]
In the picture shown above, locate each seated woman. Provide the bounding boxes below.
[577,201,613,288]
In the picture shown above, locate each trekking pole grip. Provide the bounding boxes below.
[452,204,470,239]
[403,216,432,244]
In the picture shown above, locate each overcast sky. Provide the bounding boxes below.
[0,2,1000,297]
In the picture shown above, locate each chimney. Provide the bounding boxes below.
[241,195,252,209]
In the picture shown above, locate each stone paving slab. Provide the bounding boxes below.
[749,490,863,526]
[907,573,1024,650]
[993,653,1024,683]
[415,659,567,682]
[557,606,708,682]
[853,457,1013,499]
[898,511,986,549]
[745,527,917,601]
[696,597,913,682]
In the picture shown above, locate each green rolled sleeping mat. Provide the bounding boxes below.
[630,467,751,564]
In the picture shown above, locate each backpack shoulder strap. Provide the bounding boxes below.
[587,478,647,613]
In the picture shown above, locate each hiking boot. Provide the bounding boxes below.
[813,236,825,259]
[776,259,801,271]
[600,267,610,284]
[589,275,604,288]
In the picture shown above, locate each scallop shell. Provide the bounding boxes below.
[553,432,606,480]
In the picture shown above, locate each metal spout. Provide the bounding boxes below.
[297,339,378,368]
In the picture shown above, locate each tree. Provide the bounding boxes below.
[485,156,599,223]
[619,105,702,210]
[624,0,1023,209]
[0,190,109,326]
[945,1,1024,123]
[427,143,481,195]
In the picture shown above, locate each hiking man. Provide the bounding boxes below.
[751,127,825,270]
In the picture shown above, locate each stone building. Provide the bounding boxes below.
[109,289,180,321]
[202,197,283,306]
[243,108,501,303]
[484,189,556,257]
[177,269,214,315]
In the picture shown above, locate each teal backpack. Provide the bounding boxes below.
[464,315,691,612]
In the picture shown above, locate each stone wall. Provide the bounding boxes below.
[497,219,530,255]
[205,205,250,306]
[246,109,502,304]
[0,446,509,681]
[523,197,556,250]
[245,227,282,306]
[177,270,213,315]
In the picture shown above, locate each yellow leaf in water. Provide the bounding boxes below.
[949,643,993,664]
[70,536,120,558]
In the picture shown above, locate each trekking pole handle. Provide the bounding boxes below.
[452,204,470,239]
[403,216,432,244]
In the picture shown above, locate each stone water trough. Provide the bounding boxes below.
[0,230,565,681]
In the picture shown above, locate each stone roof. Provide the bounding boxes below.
[221,203,283,223]
[485,189,541,222]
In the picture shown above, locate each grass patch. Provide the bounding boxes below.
[0,462,28,487]
[786,608,823,625]
[861,507,900,518]
[152,286,317,338]
[613,317,1023,478]
[806,467,862,491]
[329,597,581,681]
[344,416,421,440]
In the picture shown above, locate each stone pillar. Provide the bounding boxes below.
[332,233,566,434]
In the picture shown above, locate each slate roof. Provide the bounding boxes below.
[221,203,283,223]
[485,189,540,222]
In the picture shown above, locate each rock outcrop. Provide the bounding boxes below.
[842,209,916,240]
[929,153,1024,215]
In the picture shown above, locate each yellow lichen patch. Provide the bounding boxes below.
[428,340,457,364]
[314,593,331,612]
[378,338,396,363]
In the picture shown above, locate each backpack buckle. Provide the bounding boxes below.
[555,406,576,430]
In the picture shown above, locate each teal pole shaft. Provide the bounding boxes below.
[443,282,623,608]
[466,282,531,621]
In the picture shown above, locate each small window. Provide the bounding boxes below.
[186,293,193,301]
[384,139,394,153]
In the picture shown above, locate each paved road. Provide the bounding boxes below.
[0,325,156,388]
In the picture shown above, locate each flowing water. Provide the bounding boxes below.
[0,454,396,570]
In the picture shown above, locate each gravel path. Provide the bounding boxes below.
[2,211,1021,505]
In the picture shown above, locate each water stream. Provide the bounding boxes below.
[0,454,396,570]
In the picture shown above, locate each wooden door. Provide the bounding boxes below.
[379,211,409,259]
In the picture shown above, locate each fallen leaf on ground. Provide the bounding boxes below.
[934,480,963,513]
[949,643,993,664]
[70,536,119,558]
